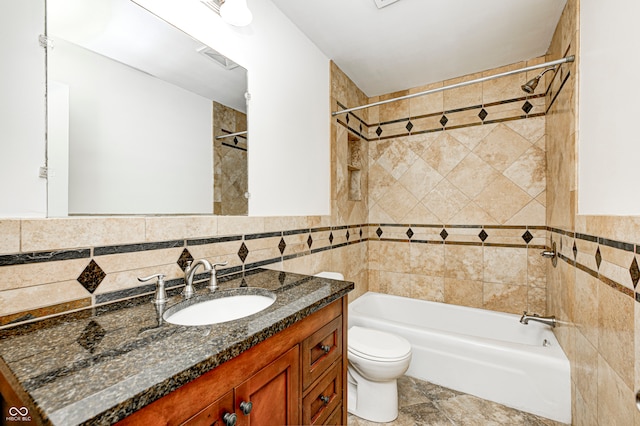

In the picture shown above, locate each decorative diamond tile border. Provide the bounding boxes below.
[77,260,106,294]
[572,242,578,259]
[440,115,449,126]
[278,238,286,255]
[630,257,640,289]
[522,101,533,114]
[5,222,640,329]
[307,235,313,249]
[346,230,350,241]
[375,126,383,137]
[329,232,334,244]
[238,243,249,263]
[478,108,488,121]
[406,121,414,132]
[177,248,194,271]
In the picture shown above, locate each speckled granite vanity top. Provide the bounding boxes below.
[0,269,353,425]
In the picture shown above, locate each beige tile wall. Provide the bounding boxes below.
[546,0,640,424]
[363,58,548,314]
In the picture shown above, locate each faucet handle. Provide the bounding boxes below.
[207,261,228,291]
[138,273,167,305]
[212,261,228,269]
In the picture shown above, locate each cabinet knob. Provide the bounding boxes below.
[320,344,331,354]
[222,412,237,426]
[239,400,253,415]
[319,395,330,405]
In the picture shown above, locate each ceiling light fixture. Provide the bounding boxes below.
[220,0,253,27]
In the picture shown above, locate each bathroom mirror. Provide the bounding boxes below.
[46,0,248,216]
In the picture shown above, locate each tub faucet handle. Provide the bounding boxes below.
[541,241,558,267]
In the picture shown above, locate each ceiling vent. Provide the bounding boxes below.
[197,46,239,70]
[373,0,400,9]
[201,0,224,14]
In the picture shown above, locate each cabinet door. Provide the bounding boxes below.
[182,390,235,426]
[235,345,300,426]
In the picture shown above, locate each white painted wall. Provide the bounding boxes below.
[133,0,331,216]
[50,38,212,215]
[0,0,47,218]
[579,0,640,215]
[47,81,70,217]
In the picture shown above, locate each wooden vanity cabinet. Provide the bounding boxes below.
[119,296,348,426]
[233,345,299,426]
[181,391,234,426]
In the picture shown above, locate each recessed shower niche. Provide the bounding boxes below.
[347,133,362,201]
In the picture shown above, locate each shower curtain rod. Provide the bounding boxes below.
[215,131,248,140]
[331,55,575,117]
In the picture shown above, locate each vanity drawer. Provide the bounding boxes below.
[302,361,342,426]
[323,405,343,426]
[301,315,342,389]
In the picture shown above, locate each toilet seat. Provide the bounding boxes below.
[349,326,411,362]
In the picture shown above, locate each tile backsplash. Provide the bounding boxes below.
[0,216,366,326]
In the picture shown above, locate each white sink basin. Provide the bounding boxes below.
[163,289,276,326]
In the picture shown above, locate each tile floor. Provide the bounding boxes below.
[347,376,568,426]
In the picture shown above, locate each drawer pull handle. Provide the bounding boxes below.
[320,344,331,353]
[319,395,330,405]
[240,400,253,415]
[223,412,237,426]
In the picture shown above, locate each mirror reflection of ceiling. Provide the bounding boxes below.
[48,0,247,112]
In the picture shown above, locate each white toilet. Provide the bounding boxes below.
[314,272,412,423]
[347,326,412,422]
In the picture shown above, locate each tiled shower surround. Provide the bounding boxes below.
[1,1,640,422]
[213,101,248,216]
[545,0,640,424]
[333,56,553,314]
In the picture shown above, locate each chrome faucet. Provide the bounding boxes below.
[519,311,557,328]
[183,259,229,297]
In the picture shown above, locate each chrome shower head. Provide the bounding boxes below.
[521,66,557,94]
[521,77,540,94]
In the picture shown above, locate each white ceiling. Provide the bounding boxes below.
[270,0,567,97]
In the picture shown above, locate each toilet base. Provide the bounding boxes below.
[347,367,399,423]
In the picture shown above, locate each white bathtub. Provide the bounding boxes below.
[348,292,571,424]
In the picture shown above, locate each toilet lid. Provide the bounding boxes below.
[348,326,411,361]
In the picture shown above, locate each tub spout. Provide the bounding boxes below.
[519,311,556,328]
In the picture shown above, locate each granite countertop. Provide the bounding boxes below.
[0,269,354,425]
